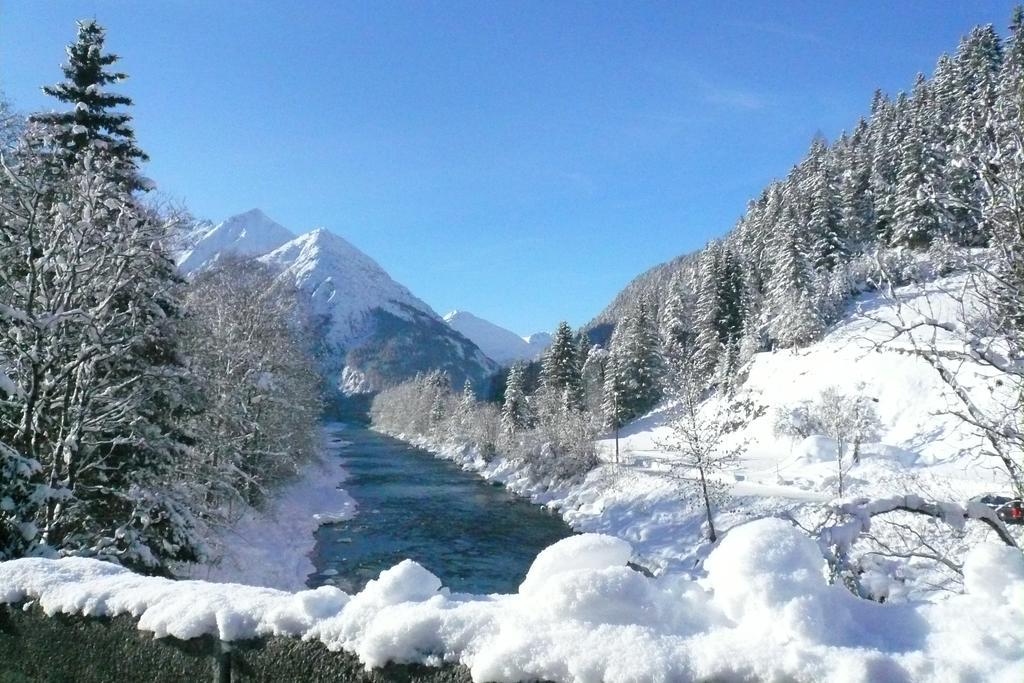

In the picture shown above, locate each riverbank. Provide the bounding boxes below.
[371,427,733,576]
[177,423,357,590]
[308,427,573,594]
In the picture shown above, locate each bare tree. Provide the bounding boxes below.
[181,256,323,519]
[657,364,760,543]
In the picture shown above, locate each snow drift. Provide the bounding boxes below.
[2,521,1021,683]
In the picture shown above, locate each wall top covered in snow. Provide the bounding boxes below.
[1,523,1021,683]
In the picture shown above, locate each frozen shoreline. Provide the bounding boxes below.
[177,423,357,591]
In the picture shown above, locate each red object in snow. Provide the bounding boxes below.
[1012,505,1023,520]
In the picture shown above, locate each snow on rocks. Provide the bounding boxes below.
[3,522,1022,682]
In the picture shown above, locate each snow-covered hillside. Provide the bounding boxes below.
[444,311,549,365]
[177,211,498,393]
[176,209,295,275]
[395,272,1021,596]
[263,228,438,345]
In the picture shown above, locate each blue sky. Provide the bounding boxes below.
[2,2,1020,335]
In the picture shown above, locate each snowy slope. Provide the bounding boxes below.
[263,228,438,344]
[443,311,548,365]
[260,229,497,393]
[176,209,295,274]
[397,272,1021,591]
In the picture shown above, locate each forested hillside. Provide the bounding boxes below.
[590,12,1024,411]
[375,9,1024,505]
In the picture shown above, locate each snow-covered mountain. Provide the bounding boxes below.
[178,210,498,394]
[176,209,295,275]
[523,331,553,356]
[443,311,550,366]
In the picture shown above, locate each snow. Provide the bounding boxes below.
[176,209,295,275]
[260,227,440,346]
[387,273,1022,582]
[176,424,355,591]
[444,311,550,365]
[2,521,1021,682]
[792,434,838,463]
[517,533,632,595]
[175,209,496,393]
[0,368,22,398]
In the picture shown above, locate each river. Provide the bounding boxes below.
[310,426,574,594]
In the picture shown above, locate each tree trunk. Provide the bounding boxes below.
[699,467,717,543]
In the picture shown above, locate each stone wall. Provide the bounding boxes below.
[0,604,472,682]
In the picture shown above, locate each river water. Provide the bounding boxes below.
[310,426,574,594]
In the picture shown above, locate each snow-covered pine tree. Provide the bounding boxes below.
[541,321,582,410]
[947,25,1003,245]
[985,7,1024,341]
[868,90,899,243]
[0,22,201,570]
[581,344,609,415]
[659,270,692,381]
[501,363,530,436]
[837,120,876,252]
[803,138,847,272]
[576,333,592,374]
[601,324,630,431]
[890,79,944,249]
[30,20,149,191]
[766,205,824,347]
[692,245,723,378]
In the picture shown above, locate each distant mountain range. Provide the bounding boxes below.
[443,311,551,366]
[175,210,498,394]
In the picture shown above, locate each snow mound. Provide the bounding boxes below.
[518,532,632,595]
[3,525,1022,682]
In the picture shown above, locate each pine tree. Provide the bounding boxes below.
[501,363,530,436]
[581,344,609,414]
[803,139,847,271]
[767,206,823,346]
[30,20,149,191]
[660,271,692,380]
[0,22,200,570]
[986,7,1024,337]
[541,321,582,409]
[692,245,724,377]
[576,333,592,372]
[890,78,943,248]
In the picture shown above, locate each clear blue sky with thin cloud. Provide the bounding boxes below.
[2,1,1020,335]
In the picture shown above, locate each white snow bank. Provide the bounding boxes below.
[176,423,356,590]
[792,434,838,463]
[3,521,1021,682]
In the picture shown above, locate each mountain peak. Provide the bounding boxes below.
[176,209,294,274]
[444,311,550,366]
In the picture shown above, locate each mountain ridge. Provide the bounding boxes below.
[443,310,550,366]
[178,210,498,394]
